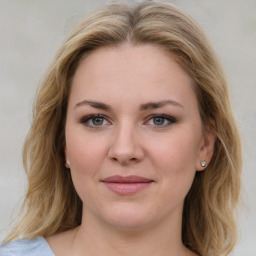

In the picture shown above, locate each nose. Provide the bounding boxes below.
[107,123,145,165]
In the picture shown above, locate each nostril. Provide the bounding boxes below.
[107,138,145,164]
[110,155,139,165]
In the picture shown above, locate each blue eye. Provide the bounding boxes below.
[147,114,176,127]
[81,114,110,127]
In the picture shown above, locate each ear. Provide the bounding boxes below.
[64,146,71,169]
[196,124,216,171]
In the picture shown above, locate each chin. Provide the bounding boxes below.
[96,202,160,231]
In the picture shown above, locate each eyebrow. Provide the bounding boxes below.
[75,100,111,110]
[140,100,184,110]
[75,99,184,110]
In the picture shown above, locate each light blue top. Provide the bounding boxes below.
[0,237,55,256]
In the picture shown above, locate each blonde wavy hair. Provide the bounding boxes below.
[5,1,242,255]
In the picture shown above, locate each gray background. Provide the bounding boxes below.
[0,0,255,255]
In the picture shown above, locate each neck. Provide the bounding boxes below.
[72,208,192,256]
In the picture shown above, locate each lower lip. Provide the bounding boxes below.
[103,182,153,195]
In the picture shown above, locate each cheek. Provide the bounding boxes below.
[66,136,106,206]
[149,129,201,170]
[66,130,106,169]
[147,128,201,194]
[65,131,108,195]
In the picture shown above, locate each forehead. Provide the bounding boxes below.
[70,43,197,110]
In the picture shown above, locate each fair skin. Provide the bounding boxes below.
[47,43,215,256]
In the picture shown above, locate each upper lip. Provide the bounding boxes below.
[101,175,154,183]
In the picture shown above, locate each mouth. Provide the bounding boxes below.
[101,175,154,195]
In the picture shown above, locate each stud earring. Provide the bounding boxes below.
[201,161,206,167]
[65,160,71,168]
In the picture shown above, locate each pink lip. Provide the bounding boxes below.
[101,175,154,195]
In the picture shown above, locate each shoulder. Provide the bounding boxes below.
[0,237,55,256]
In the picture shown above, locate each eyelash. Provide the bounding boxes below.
[145,114,176,127]
[80,114,176,128]
[80,114,110,128]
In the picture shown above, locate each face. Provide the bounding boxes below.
[65,44,214,231]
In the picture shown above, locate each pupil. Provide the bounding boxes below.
[154,117,164,125]
[93,117,103,125]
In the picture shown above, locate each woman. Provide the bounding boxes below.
[1,1,242,255]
